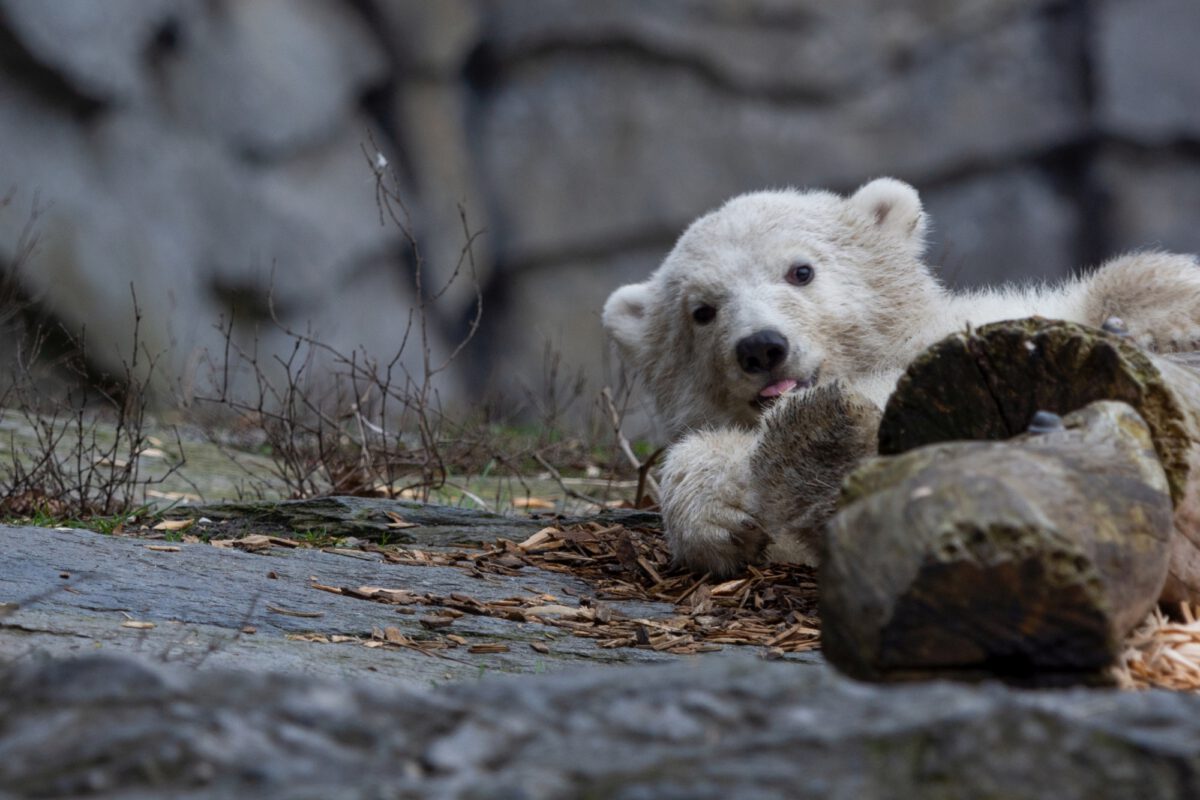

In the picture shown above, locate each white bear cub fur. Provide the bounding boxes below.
[604,178,1200,577]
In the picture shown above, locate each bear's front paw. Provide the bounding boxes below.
[660,429,764,578]
[663,492,767,579]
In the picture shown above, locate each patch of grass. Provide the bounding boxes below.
[4,502,159,534]
[294,527,338,547]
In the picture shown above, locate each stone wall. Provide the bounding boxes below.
[0,0,1197,430]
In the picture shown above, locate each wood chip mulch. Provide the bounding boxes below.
[313,521,820,657]
[303,520,1200,690]
[1116,602,1200,691]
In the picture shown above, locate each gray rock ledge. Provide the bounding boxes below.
[2,653,1200,799]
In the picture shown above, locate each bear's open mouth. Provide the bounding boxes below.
[751,371,818,411]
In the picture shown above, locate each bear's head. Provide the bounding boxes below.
[603,178,941,433]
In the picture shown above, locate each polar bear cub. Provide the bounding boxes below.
[603,178,1200,577]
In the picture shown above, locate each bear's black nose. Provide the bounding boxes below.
[735,329,789,374]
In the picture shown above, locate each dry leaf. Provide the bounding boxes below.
[211,534,299,553]
[323,548,382,561]
[152,519,194,532]
[145,545,181,552]
[529,642,550,654]
[385,510,418,529]
[637,556,663,584]
[517,528,554,550]
[468,643,510,654]
[288,633,330,644]
[525,604,590,621]
[121,621,155,629]
[264,536,299,548]
[146,489,201,502]
[710,578,749,596]
[517,527,568,554]
[512,497,555,510]
[231,534,273,553]
[351,586,423,604]
[267,605,324,619]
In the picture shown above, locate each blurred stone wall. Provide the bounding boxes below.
[0,0,1197,430]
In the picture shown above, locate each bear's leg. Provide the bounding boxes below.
[659,428,764,578]
[750,383,882,566]
[1082,252,1200,352]
[660,383,883,577]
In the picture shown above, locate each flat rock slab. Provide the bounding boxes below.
[3,652,1200,799]
[2,520,816,690]
[0,524,695,687]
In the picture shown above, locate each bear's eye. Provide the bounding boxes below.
[692,305,717,325]
[786,262,815,286]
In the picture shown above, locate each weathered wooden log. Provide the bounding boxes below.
[877,319,1200,603]
[821,400,1174,684]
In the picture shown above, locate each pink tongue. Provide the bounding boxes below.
[759,379,798,398]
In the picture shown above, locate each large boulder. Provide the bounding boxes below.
[0,0,192,103]
[159,0,387,158]
[480,0,1037,98]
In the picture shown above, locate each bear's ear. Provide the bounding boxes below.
[602,282,655,355]
[848,177,926,242]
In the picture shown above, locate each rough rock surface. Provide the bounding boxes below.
[477,14,1082,268]
[3,652,1200,799]
[0,520,689,688]
[1095,0,1200,144]
[0,0,190,103]
[922,167,1080,287]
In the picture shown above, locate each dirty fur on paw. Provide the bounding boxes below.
[750,384,882,565]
